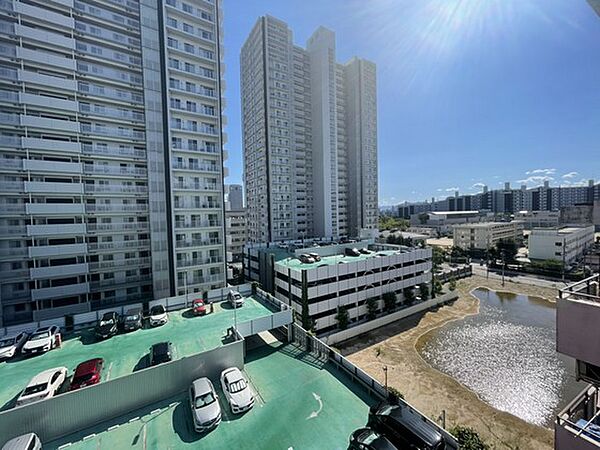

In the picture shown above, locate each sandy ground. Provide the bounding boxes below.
[339,275,558,450]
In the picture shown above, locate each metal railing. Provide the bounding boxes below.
[556,385,600,448]
[174,220,220,228]
[559,274,600,303]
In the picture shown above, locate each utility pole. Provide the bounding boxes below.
[501,249,506,287]
[383,365,388,391]
[486,235,490,280]
[562,235,566,282]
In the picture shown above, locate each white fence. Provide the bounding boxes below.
[322,291,459,345]
[0,284,253,338]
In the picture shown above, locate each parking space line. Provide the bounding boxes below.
[105,362,114,381]
[244,371,265,406]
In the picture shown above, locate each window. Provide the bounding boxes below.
[182,2,193,13]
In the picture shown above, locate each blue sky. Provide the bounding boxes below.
[222,0,600,206]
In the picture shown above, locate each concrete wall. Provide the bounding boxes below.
[0,338,244,446]
[556,296,600,368]
[322,291,458,345]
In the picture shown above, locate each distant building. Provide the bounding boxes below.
[453,222,524,251]
[243,240,432,334]
[560,200,600,231]
[528,226,595,265]
[515,210,560,229]
[225,184,244,211]
[225,209,247,263]
[410,210,490,235]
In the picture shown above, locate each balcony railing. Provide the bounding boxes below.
[81,144,146,159]
[90,274,151,289]
[172,143,218,154]
[175,239,222,249]
[88,239,150,251]
[174,220,221,229]
[185,274,224,286]
[0,181,24,192]
[83,165,147,177]
[171,163,220,172]
[173,182,219,191]
[556,385,600,449]
[84,184,148,194]
[86,204,148,213]
[176,256,223,268]
[87,222,149,232]
[88,257,151,270]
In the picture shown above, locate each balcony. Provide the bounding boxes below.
[87,223,149,233]
[172,182,219,191]
[172,144,218,155]
[27,203,85,215]
[556,385,600,450]
[24,159,82,174]
[174,220,221,229]
[81,143,145,159]
[173,202,221,210]
[88,257,151,270]
[90,274,151,289]
[175,239,222,249]
[29,243,88,258]
[22,137,82,154]
[0,247,28,260]
[557,275,600,380]
[85,204,148,213]
[32,282,89,301]
[171,162,220,173]
[25,181,83,194]
[88,239,150,251]
[185,274,224,287]
[0,268,29,281]
[30,263,88,279]
[83,165,147,177]
[84,184,148,194]
[27,223,86,236]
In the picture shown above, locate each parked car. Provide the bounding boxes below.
[189,377,222,432]
[95,312,119,339]
[359,248,371,255]
[149,342,173,366]
[149,305,168,327]
[69,358,104,391]
[368,402,446,450]
[298,253,315,264]
[308,252,322,262]
[220,367,254,414]
[227,291,244,308]
[16,367,68,407]
[348,428,398,450]
[1,433,42,450]
[22,326,60,355]
[192,299,207,316]
[122,307,143,332]
[0,332,29,360]
[344,247,361,257]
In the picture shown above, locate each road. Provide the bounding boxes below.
[470,263,569,291]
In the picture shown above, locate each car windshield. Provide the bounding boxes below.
[126,315,139,321]
[229,378,247,393]
[151,306,165,315]
[22,383,47,396]
[378,404,398,416]
[72,373,94,384]
[194,391,216,408]
[359,429,378,444]
[100,319,114,326]
[30,331,50,341]
[0,337,15,348]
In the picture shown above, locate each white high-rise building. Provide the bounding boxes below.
[0,0,227,326]
[240,16,378,243]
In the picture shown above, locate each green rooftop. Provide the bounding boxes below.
[0,295,274,411]
[277,249,400,270]
[46,340,375,449]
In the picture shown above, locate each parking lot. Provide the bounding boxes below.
[46,339,376,449]
[0,295,274,411]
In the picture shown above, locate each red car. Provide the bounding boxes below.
[70,358,104,391]
[192,299,207,316]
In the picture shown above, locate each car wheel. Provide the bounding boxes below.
[230,405,235,414]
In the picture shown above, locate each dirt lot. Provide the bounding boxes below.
[339,275,557,450]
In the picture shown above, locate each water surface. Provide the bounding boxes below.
[420,287,583,427]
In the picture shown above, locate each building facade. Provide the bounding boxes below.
[514,210,560,229]
[224,183,243,210]
[244,240,432,334]
[240,16,377,243]
[225,209,246,263]
[528,226,594,265]
[0,0,227,326]
[453,221,524,251]
[409,210,490,235]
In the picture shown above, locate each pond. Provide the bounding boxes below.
[419,287,584,427]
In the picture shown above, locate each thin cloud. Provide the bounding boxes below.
[517,175,554,185]
[561,171,578,179]
[445,187,459,192]
[525,168,556,175]
[471,182,486,190]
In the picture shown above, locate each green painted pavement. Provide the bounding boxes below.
[47,342,376,450]
[0,296,273,411]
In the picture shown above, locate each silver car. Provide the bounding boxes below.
[189,377,221,433]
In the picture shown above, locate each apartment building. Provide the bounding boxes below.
[453,221,524,251]
[240,16,377,243]
[528,226,594,265]
[224,183,243,210]
[0,0,226,326]
[243,240,432,334]
[555,275,600,450]
[225,209,246,263]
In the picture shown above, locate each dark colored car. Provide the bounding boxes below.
[122,307,143,332]
[150,342,173,366]
[348,428,398,450]
[359,248,370,255]
[368,402,446,450]
[95,312,119,339]
[344,247,360,257]
[192,299,207,316]
[70,358,104,391]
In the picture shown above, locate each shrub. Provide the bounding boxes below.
[449,426,489,450]
[366,297,378,320]
[448,278,457,291]
[383,292,396,312]
[404,288,415,304]
[335,305,349,330]
[387,386,405,400]
[419,283,430,300]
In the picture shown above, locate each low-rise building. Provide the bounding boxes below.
[528,226,594,265]
[243,240,432,334]
[453,221,524,251]
[514,210,560,229]
[410,211,489,235]
[560,200,600,231]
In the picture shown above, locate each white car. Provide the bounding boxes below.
[0,332,29,360]
[16,367,68,407]
[149,305,168,327]
[227,291,244,308]
[220,367,254,414]
[189,377,221,432]
[1,433,42,450]
[22,326,60,355]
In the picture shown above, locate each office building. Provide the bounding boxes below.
[243,240,432,334]
[453,221,524,251]
[410,210,490,235]
[0,0,227,326]
[224,183,243,210]
[528,226,594,265]
[515,210,561,229]
[555,275,600,450]
[240,16,377,243]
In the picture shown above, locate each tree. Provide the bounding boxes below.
[383,292,396,312]
[432,246,446,269]
[404,288,415,304]
[495,238,518,264]
[366,297,378,320]
[449,426,489,450]
[379,215,409,231]
[433,278,443,295]
[448,278,457,291]
[419,283,429,300]
[335,305,349,330]
[418,213,429,225]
